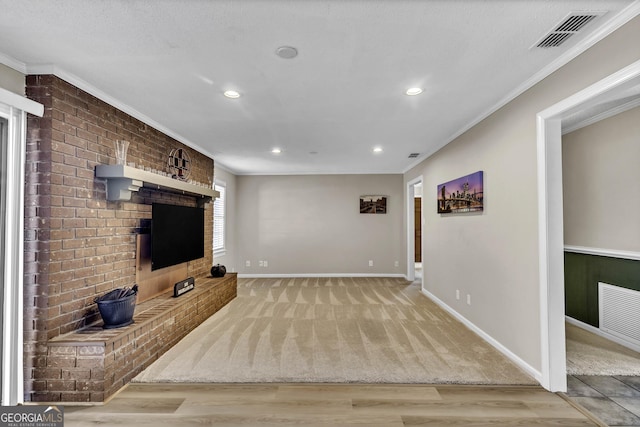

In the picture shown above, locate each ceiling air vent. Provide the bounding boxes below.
[408,153,420,159]
[535,12,602,48]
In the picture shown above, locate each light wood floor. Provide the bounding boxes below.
[63,383,605,426]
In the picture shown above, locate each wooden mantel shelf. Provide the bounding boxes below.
[95,164,219,206]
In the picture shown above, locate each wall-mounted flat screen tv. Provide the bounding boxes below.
[151,203,205,271]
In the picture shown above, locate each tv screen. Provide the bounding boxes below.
[151,203,205,271]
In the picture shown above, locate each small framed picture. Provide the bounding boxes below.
[360,195,387,214]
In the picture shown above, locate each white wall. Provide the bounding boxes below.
[563,106,640,252]
[213,165,238,272]
[236,174,404,276]
[404,15,640,375]
[0,64,24,95]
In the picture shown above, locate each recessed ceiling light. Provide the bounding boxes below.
[276,46,298,59]
[271,148,282,154]
[373,147,383,153]
[223,90,240,99]
[405,87,423,96]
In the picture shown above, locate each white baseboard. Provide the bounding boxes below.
[238,273,407,279]
[566,316,640,353]
[421,288,543,384]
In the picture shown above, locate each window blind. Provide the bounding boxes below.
[213,183,225,252]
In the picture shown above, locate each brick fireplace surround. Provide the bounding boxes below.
[24,75,235,402]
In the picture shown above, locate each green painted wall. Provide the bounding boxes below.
[565,252,640,327]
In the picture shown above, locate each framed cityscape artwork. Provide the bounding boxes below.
[360,195,387,214]
[437,171,483,214]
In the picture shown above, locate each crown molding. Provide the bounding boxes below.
[25,64,218,161]
[0,52,27,74]
[5,1,638,177]
[403,0,640,174]
[212,161,238,175]
[235,170,402,176]
[238,273,406,279]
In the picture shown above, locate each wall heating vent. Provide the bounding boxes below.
[408,153,420,158]
[535,12,602,48]
[599,282,640,347]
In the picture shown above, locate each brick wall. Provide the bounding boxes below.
[24,75,215,402]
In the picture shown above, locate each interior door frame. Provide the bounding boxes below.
[406,176,423,283]
[537,59,640,392]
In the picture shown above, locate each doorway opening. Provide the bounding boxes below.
[414,183,422,281]
[407,176,423,284]
[537,59,640,392]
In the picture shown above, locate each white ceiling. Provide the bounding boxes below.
[0,0,637,175]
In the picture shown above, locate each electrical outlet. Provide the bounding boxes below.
[467,294,471,305]
[263,260,268,267]
[456,290,460,300]
[245,260,250,267]
[368,260,373,267]
[259,260,264,267]
[394,261,399,267]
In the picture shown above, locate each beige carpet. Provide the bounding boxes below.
[134,277,536,385]
[566,322,640,375]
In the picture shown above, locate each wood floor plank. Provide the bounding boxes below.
[402,415,598,426]
[63,383,601,427]
[64,414,214,427]
[524,400,594,419]
[66,413,405,427]
[121,383,280,399]
[436,386,567,403]
[351,398,539,418]
[65,397,184,414]
[174,398,354,416]
[275,384,442,401]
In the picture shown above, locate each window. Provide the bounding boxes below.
[213,182,226,254]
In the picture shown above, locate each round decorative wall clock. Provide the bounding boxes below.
[167,148,191,181]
